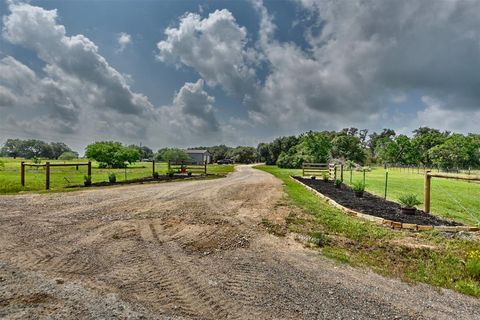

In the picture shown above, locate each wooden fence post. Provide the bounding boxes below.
[152,160,155,176]
[204,160,207,174]
[168,160,171,172]
[45,162,50,190]
[424,171,431,213]
[87,161,92,178]
[21,161,25,186]
[340,164,344,182]
[334,165,337,181]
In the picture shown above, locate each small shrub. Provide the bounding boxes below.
[187,171,192,176]
[334,179,342,188]
[351,181,365,192]
[398,194,422,208]
[466,250,480,280]
[84,175,92,186]
[322,173,329,182]
[108,173,116,183]
[311,176,316,180]
[166,169,175,177]
[152,171,159,179]
[32,156,41,164]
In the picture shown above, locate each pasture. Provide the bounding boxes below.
[0,157,233,194]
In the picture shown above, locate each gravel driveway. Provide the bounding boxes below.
[0,165,479,319]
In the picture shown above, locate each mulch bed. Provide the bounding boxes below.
[293,176,460,226]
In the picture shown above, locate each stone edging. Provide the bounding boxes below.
[290,176,480,233]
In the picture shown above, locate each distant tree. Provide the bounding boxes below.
[428,134,480,169]
[262,136,298,165]
[50,142,73,159]
[256,143,272,163]
[368,128,396,161]
[298,131,333,164]
[85,141,140,168]
[128,144,154,160]
[58,151,79,160]
[411,127,449,166]
[330,134,366,164]
[21,140,53,159]
[156,148,191,162]
[0,139,23,158]
[207,145,230,162]
[227,146,257,164]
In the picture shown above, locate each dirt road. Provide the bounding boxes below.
[0,165,479,319]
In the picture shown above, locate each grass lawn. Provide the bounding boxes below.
[255,165,480,297]
[0,157,234,194]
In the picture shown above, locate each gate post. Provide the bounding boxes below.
[21,161,25,186]
[87,161,92,178]
[424,171,431,213]
[45,162,50,190]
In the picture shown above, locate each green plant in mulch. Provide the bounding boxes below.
[351,180,365,192]
[398,193,422,208]
[334,179,342,188]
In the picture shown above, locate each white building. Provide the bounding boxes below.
[185,149,210,164]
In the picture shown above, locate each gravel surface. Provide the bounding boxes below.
[0,165,479,319]
[294,177,459,226]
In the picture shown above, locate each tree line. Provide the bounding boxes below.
[0,139,78,160]
[0,139,257,168]
[256,127,480,170]
[2,127,478,170]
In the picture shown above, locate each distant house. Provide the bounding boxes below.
[185,149,210,164]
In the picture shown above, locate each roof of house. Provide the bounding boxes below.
[185,149,209,154]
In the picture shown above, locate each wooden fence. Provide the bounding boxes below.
[302,163,340,180]
[21,161,91,190]
[168,160,207,175]
[424,170,480,213]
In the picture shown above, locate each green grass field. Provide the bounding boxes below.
[255,165,480,297]
[0,157,234,194]
[284,166,480,226]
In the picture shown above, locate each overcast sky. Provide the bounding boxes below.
[1,0,480,152]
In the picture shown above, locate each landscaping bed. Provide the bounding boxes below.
[293,176,460,226]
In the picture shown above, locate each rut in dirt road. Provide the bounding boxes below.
[0,165,479,319]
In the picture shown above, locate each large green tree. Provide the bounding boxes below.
[411,127,449,166]
[85,141,140,168]
[330,134,366,164]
